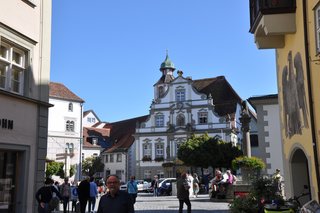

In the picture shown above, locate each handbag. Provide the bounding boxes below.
[48,186,60,210]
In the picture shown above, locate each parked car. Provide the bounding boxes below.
[120,182,127,191]
[136,180,152,192]
[158,178,176,196]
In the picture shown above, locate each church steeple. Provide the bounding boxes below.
[158,51,175,84]
[160,51,175,71]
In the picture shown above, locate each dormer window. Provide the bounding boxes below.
[68,103,73,112]
[92,138,98,145]
[175,88,185,102]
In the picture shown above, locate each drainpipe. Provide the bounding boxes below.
[302,0,320,201]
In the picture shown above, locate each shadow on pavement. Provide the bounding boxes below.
[135,210,230,213]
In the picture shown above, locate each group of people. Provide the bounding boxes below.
[36,176,99,213]
[35,169,237,213]
[210,169,237,199]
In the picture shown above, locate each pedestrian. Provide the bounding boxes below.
[60,177,71,213]
[177,173,191,213]
[70,181,78,212]
[126,175,138,204]
[77,177,90,213]
[52,181,60,212]
[151,175,159,197]
[187,172,194,197]
[35,177,62,213]
[193,173,200,198]
[272,169,283,197]
[97,175,134,213]
[88,176,98,213]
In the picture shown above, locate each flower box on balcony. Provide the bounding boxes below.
[154,157,164,162]
[142,156,152,162]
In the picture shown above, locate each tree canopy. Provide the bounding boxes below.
[177,133,242,169]
[82,156,104,177]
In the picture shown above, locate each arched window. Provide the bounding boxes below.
[176,114,185,126]
[68,103,73,112]
[66,120,75,132]
[158,86,164,98]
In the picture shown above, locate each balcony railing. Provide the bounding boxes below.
[249,0,296,33]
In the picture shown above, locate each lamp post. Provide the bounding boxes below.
[239,100,251,157]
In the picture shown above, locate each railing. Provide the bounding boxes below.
[249,0,296,33]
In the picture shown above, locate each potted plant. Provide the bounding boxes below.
[154,156,164,162]
[142,156,152,162]
[232,156,265,183]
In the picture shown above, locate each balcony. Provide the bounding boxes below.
[249,0,296,49]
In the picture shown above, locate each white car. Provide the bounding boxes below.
[136,180,151,192]
[120,182,127,191]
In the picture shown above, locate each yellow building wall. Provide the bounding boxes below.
[276,0,320,200]
[276,0,320,201]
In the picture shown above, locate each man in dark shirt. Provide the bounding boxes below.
[77,177,90,213]
[35,177,62,213]
[177,173,191,213]
[97,175,134,213]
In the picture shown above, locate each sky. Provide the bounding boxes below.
[51,1,277,123]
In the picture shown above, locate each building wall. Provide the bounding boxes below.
[0,0,52,212]
[47,98,82,181]
[276,0,319,199]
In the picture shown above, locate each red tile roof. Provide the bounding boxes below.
[103,115,149,153]
[193,76,242,117]
[83,127,110,148]
[49,82,84,102]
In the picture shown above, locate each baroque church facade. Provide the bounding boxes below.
[134,54,247,180]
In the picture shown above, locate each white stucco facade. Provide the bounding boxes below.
[47,96,83,182]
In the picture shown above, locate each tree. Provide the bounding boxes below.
[177,133,242,170]
[82,156,104,177]
[46,161,64,178]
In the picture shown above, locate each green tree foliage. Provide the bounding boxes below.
[70,164,76,177]
[46,161,64,178]
[82,156,104,177]
[232,156,265,171]
[177,134,242,169]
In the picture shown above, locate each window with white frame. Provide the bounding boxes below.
[175,88,185,102]
[69,143,74,153]
[66,120,75,132]
[68,103,73,112]
[110,154,114,162]
[155,143,164,158]
[157,170,164,178]
[155,114,164,127]
[176,114,185,126]
[117,154,122,162]
[144,170,151,180]
[116,170,122,179]
[0,39,27,94]
[316,5,320,53]
[143,143,152,157]
[105,155,108,163]
[198,111,208,124]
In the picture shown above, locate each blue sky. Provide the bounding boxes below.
[51,1,277,122]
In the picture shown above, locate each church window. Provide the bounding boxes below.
[143,143,152,157]
[68,103,73,112]
[175,88,185,102]
[155,114,164,127]
[158,86,164,98]
[198,112,208,124]
[155,143,164,158]
[176,114,185,126]
[66,120,75,132]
